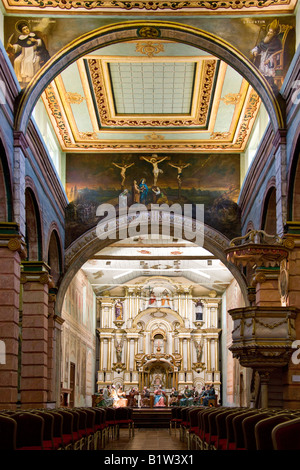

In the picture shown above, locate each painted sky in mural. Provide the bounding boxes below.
[65,153,240,246]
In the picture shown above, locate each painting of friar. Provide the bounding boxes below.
[5,19,51,88]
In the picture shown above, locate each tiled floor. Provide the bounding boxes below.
[104,427,188,450]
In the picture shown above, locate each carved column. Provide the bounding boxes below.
[20,261,52,409]
[0,223,26,409]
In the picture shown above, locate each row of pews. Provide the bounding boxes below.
[170,406,300,450]
[0,406,134,450]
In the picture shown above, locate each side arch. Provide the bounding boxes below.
[260,177,277,235]
[15,21,285,135]
[47,225,63,286]
[24,182,43,261]
[0,139,13,222]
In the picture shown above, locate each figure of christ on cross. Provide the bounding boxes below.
[112,162,134,189]
[140,154,170,186]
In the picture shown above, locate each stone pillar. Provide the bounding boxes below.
[255,270,281,307]
[47,287,63,407]
[0,223,26,409]
[13,133,27,238]
[128,338,135,371]
[53,314,64,407]
[273,131,287,237]
[20,262,51,409]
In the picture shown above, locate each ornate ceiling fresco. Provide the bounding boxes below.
[41,41,260,153]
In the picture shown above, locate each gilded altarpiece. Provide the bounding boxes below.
[97,278,222,398]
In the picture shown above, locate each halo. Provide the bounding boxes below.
[15,20,30,35]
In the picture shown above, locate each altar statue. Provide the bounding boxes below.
[154,385,166,407]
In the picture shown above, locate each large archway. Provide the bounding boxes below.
[15,21,285,135]
[56,215,248,317]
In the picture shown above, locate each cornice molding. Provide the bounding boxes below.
[2,0,297,14]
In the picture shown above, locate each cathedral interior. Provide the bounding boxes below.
[0,0,300,452]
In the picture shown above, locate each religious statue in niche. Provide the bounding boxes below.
[115,300,123,321]
[193,337,204,363]
[112,334,126,373]
[161,290,171,308]
[192,337,205,373]
[195,300,204,321]
[6,19,50,88]
[148,287,173,309]
[149,290,157,307]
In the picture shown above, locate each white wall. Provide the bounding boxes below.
[33,98,66,187]
[240,103,269,186]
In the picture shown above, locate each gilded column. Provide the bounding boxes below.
[187,339,191,370]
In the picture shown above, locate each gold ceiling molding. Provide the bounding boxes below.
[2,0,296,13]
[41,52,260,152]
[42,84,260,152]
[87,57,218,128]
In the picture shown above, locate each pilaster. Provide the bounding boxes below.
[20,261,53,408]
[0,222,26,409]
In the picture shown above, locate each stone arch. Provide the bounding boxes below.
[0,139,13,222]
[47,224,63,286]
[260,177,277,235]
[24,184,43,261]
[55,216,249,317]
[16,21,285,135]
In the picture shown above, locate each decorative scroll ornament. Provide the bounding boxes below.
[3,0,294,12]
[220,93,242,106]
[137,26,161,39]
[192,362,206,373]
[136,42,164,57]
[65,92,86,104]
[112,362,126,373]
